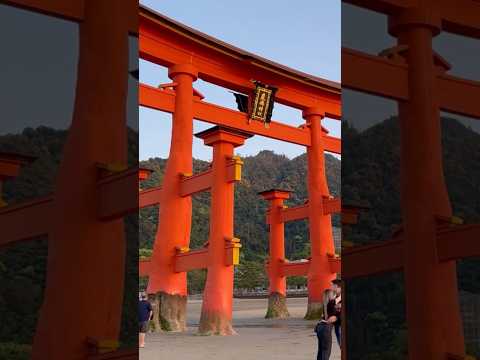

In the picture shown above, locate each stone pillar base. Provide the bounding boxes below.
[153,292,187,332]
[198,310,236,336]
[304,301,323,320]
[265,292,290,319]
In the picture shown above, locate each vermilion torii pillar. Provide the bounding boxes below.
[147,63,198,331]
[390,9,464,358]
[32,0,132,358]
[303,107,336,319]
[259,189,291,319]
[197,126,252,335]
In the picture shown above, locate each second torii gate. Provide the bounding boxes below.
[138,5,342,334]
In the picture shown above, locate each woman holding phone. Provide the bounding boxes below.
[314,289,338,360]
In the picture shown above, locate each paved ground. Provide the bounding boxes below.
[140,297,341,360]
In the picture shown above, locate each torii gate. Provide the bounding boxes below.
[342,1,480,359]
[0,1,138,359]
[138,5,342,334]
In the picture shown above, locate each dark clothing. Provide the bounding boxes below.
[325,300,337,320]
[138,300,152,322]
[334,323,341,347]
[315,322,333,360]
[139,321,149,333]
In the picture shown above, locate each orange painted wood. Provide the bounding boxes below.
[282,260,310,277]
[323,135,342,154]
[97,167,138,221]
[261,190,290,297]
[140,7,341,114]
[0,196,53,247]
[342,238,404,279]
[437,75,480,120]
[437,224,480,262]
[323,197,341,215]
[139,186,162,208]
[280,204,309,223]
[174,248,209,272]
[139,259,151,277]
[3,0,84,21]
[140,84,313,147]
[343,0,416,14]
[179,170,212,197]
[439,0,480,38]
[328,257,341,274]
[342,47,409,101]
[0,161,21,179]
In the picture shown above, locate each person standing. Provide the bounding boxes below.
[138,293,153,348]
[315,289,338,360]
[331,279,342,347]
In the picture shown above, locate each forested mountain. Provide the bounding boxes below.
[343,116,480,359]
[139,150,341,261]
[0,126,139,355]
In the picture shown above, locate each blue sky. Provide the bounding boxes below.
[139,0,341,161]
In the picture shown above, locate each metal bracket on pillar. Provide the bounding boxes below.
[226,156,243,182]
[225,237,241,266]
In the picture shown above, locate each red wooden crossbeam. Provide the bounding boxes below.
[344,0,415,14]
[323,197,341,215]
[343,224,480,279]
[140,84,330,149]
[342,47,408,101]
[4,0,138,34]
[0,167,147,246]
[343,47,480,120]
[280,204,310,223]
[329,255,341,274]
[139,186,162,208]
[281,260,310,277]
[437,224,480,262]
[0,196,53,247]
[179,170,212,197]
[139,6,341,115]
[342,238,404,279]
[268,198,340,224]
[344,0,480,38]
[97,167,139,221]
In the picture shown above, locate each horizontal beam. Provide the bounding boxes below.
[139,186,162,208]
[437,224,480,262]
[329,256,341,274]
[323,136,342,155]
[323,197,341,215]
[343,0,416,14]
[439,0,480,39]
[3,0,138,35]
[0,196,53,247]
[282,260,310,277]
[280,204,309,223]
[437,75,480,120]
[179,170,212,197]
[342,238,404,279]
[343,223,480,279]
[174,248,209,272]
[140,84,312,147]
[3,0,84,21]
[139,259,151,277]
[342,47,409,101]
[140,9,341,113]
[97,167,138,221]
